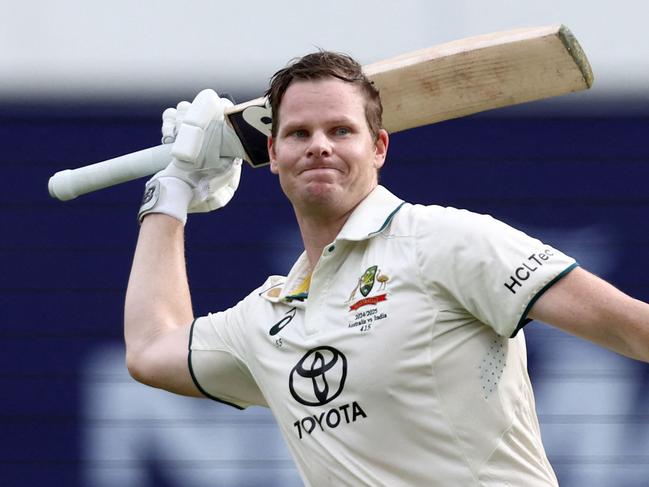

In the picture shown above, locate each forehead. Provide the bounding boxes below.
[278,78,366,123]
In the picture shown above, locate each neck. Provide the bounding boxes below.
[294,207,352,269]
[290,183,378,269]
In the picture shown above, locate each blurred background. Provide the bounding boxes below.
[2,1,648,486]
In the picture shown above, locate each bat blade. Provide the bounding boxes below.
[366,24,592,132]
[229,24,593,167]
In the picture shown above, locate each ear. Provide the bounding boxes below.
[373,129,389,170]
[268,136,279,174]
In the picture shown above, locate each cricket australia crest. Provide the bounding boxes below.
[359,265,378,297]
[346,265,390,332]
[347,265,390,313]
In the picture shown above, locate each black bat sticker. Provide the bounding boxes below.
[228,102,272,167]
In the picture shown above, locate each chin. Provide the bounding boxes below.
[290,181,343,208]
[303,181,341,201]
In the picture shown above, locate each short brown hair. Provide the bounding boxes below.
[265,50,383,140]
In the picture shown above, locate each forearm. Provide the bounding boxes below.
[124,214,193,362]
[540,297,649,362]
[530,267,649,362]
[599,296,649,362]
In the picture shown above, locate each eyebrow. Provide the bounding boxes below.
[280,116,359,134]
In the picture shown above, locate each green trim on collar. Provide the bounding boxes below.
[510,262,579,338]
[285,292,309,302]
[335,186,404,241]
[368,201,406,237]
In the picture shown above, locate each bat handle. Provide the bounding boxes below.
[48,144,173,201]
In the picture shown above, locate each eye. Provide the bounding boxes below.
[292,129,308,138]
[334,127,351,136]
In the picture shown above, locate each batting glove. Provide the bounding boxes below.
[138,89,245,224]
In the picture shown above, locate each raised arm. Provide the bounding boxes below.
[529,266,649,362]
[125,214,199,395]
[124,89,244,395]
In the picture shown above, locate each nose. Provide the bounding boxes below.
[306,131,332,158]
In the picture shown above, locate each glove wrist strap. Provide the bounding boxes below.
[138,177,193,225]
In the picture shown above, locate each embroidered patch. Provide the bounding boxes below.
[347,265,390,309]
[346,265,390,333]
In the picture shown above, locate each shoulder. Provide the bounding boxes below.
[393,202,550,276]
[193,274,290,351]
[226,275,289,315]
[393,202,512,241]
[198,275,288,332]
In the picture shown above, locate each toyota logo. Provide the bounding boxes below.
[289,347,347,406]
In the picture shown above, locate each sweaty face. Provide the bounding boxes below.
[268,78,388,217]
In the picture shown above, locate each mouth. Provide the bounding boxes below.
[302,167,339,174]
[299,164,342,176]
[298,168,343,184]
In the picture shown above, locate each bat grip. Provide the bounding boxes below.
[48,144,173,201]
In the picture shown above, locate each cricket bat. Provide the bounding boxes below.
[48,24,593,201]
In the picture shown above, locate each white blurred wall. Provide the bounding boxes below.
[3,0,648,101]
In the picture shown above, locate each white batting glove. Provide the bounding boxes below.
[138,89,245,224]
[161,101,190,144]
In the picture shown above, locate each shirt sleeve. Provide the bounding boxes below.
[413,205,578,337]
[188,293,268,409]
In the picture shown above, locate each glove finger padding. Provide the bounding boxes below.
[160,101,191,144]
[172,90,231,167]
[176,101,191,126]
[161,108,178,144]
[172,89,246,170]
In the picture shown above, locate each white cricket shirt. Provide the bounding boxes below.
[189,185,577,486]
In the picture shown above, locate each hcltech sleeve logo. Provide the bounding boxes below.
[503,248,556,294]
[289,347,368,440]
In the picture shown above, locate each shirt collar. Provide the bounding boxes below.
[261,185,405,304]
[336,185,405,241]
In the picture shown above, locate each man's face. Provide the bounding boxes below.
[268,78,388,216]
